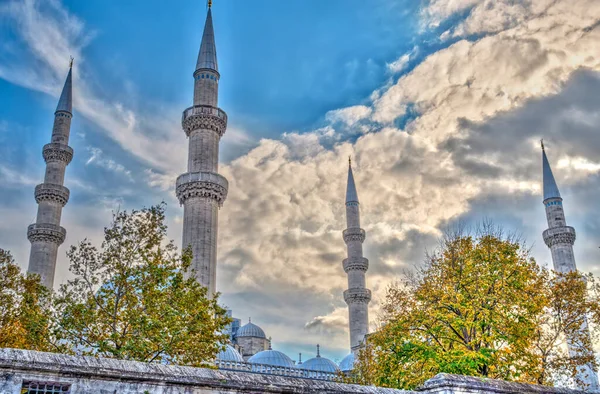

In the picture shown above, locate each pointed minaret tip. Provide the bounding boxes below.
[542,142,561,201]
[196,3,218,72]
[346,159,359,204]
[56,61,73,114]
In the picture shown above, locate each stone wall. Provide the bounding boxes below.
[0,348,585,394]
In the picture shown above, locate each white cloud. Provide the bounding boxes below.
[85,147,133,180]
[386,53,410,74]
[325,106,372,127]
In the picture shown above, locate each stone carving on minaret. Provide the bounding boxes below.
[27,61,75,289]
[176,4,228,296]
[541,143,599,390]
[343,159,371,352]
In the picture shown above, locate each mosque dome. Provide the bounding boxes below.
[248,349,295,368]
[217,344,243,362]
[300,345,340,373]
[236,320,266,339]
[339,352,355,372]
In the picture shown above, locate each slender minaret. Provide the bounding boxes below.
[541,142,599,390]
[343,159,371,352]
[27,61,75,289]
[176,2,228,296]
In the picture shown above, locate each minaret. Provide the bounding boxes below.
[541,142,599,390]
[176,2,228,296]
[343,159,371,352]
[27,61,75,289]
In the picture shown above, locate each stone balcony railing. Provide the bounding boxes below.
[181,105,228,137]
[42,142,73,164]
[543,226,576,247]
[35,183,70,206]
[343,227,366,243]
[343,288,372,304]
[27,223,66,245]
[175,171,229,207]
[215,360,338,381]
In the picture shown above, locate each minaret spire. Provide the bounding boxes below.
[196,5,218,73]
[177,4,228,296]
[342,159,371,353]
[27,62,75,288]
[541,144,599,390]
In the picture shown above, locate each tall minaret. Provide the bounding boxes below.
[176,2,228,296]
[541,143,599,390]
[27,61,75,289]
[343,159,371,352]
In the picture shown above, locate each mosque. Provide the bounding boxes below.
[23,2,598,387]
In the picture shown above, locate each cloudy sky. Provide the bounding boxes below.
[2,0,600,362]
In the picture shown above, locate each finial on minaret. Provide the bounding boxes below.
[298,353,302,364]
[348,156,352,167]
[208,0,212,8]
[540,139,545,151]
[69,56,74,69]
[268,337,272,350]
[249,317,251,323]
[316,344,321,357]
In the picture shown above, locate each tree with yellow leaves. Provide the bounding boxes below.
[355,225,600,390]
[0,249,51,351]
[52,204,231,367]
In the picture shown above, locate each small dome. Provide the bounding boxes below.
[301,355,340,373]
[248,350,295,368]
[339,352,355,372]
[236,321,266,339]
[301,345,340,373]
[217,344,243,362]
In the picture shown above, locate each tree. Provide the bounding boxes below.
[53,204,231,367]
[355,225,600,390]
[0,249,51,351]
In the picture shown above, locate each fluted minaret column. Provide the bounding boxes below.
[541,143,599,390]
[343,159,371,352]
[176,4,227,296]
[27,63,74,289]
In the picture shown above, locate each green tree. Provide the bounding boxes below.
[53,204,230,367]
[0,249,51,351]
[355,225,600,390]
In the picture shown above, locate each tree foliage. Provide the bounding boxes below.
[355,226,600,390]
[52,204,230,367]
[0,249,51,351]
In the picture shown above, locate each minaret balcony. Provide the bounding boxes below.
[35,184,70,206]
[343,257,369,273]
[43,143,73,164]
[182,105,228,138]
[27,223,66,245]
[343,227,366,243]
[543,226,576,248]
[344,288,372,305]
[176,171,229,207]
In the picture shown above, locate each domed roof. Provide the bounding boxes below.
[300,345,340,373]
[302,356,340,373]
[236,320,266,339]
[217,344,243,362]
[339,352,355,372]
[248,349,295,368]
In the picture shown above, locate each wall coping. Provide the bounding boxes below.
[419,373,584,394]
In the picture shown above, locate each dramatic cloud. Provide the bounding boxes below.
[2,0,600,359]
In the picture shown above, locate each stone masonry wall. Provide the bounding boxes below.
[0,349,586,394]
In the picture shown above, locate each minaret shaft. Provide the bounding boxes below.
[343,164,371,352]
[177,7,227,296]
[541,147,599,390]
[27,67,74,289]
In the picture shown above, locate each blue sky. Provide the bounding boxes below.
[2,0,600,363]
